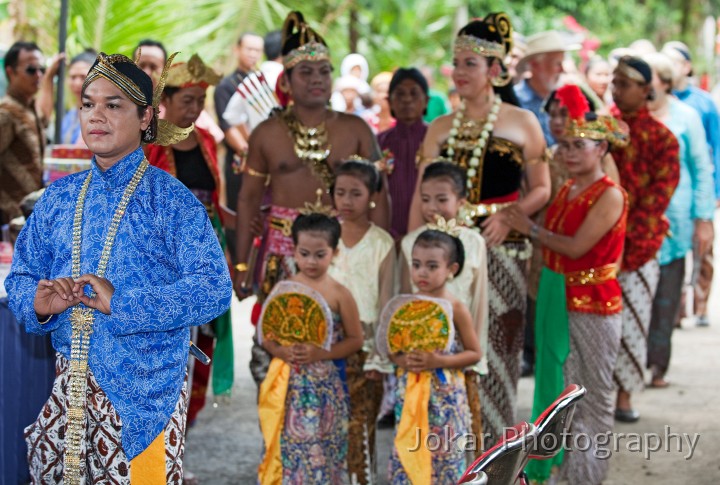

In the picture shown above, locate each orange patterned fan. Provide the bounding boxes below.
[377,295,454,357]
[258,281,333,350]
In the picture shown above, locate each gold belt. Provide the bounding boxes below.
[269,216,292,237]
[565,264,618,286]
[462,201,515,219]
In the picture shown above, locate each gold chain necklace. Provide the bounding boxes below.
[282,107,334,190]
[64,158,149,484]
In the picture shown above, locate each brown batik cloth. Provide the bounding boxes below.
[346,350,384,485]
[479,243,527,448]
[24,354,188,484]
[465,371,483,457]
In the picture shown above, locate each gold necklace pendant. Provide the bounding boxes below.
[70,306,95,334]
[283,108,334,189]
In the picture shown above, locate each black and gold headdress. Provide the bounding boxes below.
[281,11,330,70]
[82,52,192,145]
[454,13,513,60]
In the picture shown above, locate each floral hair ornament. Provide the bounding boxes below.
[165,53,222,89]
[427,215,462,238]
[298,188,337,217]
[282,11,330,70]
[556,84,629,148]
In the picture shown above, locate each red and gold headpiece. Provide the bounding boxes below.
[555,84,629,147]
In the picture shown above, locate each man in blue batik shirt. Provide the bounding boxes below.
[4,52,232,483]
[663,41,719,328]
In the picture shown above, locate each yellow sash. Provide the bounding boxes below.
[395,370,432,485]
[257,358,291,485]
[130,430,166,484]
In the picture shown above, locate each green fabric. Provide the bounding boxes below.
[525,267,570,483]
[210,211,234,396]
[423,89,450,123]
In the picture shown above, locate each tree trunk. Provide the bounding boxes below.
[349,7,358,53]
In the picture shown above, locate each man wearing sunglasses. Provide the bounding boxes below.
[0,41,48,226]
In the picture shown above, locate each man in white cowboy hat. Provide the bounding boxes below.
[514,30,580,146]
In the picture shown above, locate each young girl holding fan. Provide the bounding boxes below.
[400,161,487,442]
[256,207,363,484]
[329,159,396,484]
[379,227,481,484]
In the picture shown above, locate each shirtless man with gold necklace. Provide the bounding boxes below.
[233,11,387,381]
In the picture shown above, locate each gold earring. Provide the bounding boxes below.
[491,71,512,87]
[447,273,455,281]
[369,201,376,209]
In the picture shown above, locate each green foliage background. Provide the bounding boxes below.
[1,0,718,75]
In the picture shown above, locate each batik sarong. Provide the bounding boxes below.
[613,259,660,393]
[346,350,384,485]
[25,354,188,483]
[479,242,527,447]
[560,311,621,485]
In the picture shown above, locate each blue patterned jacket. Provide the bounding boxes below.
[5,147,232,459]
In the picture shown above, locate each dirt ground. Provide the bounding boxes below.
[185,256,720,484]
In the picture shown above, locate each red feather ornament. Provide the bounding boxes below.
[555,84,589,121]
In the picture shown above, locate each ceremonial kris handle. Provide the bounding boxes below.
[242,236,262,290]
[189,341,211,365]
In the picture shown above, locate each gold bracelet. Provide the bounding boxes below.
[37,313,54,324]
[235,262,249,272]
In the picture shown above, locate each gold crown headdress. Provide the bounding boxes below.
[427,215,462,238]
[282,11,330,70]
[165,53,222,88]
[82,51,192,146]
[298,189,337,216]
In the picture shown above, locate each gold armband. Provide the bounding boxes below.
[240,161,271,185]
[235,263,249,272]
[526,148,551,166]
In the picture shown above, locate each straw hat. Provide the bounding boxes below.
[517,30,580,70]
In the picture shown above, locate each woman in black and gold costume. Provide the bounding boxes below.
[409,13,550,447]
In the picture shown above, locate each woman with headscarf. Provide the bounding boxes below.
[409,12,551,446]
